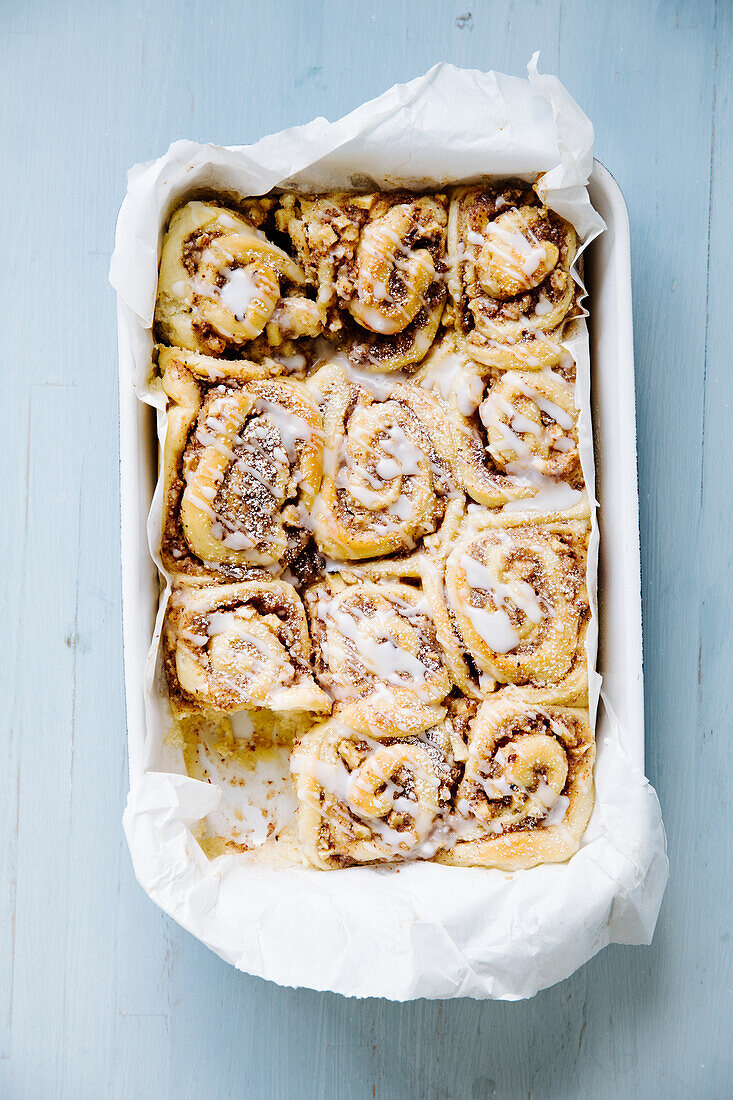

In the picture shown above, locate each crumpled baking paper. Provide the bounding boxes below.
[111,56,668,1000]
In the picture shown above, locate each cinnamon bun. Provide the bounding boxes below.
[448,182,577,369]
[422,508,590,705]
[305,572,451,737]
[160,356,323,579]
[163,581,331,717]
[291,715,457,868]
[306,361,457,559]
[278,191,447,370]
[155,200,324,356]
[419,339,586,513]
[437,690,595,869]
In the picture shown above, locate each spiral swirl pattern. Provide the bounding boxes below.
[291,717,456,868]
[279,191,447,370]
[164,581,330,717]
[437,690,595,869]
[308,362,456,559]
[451,364,583,510]
[448,182,577,367]
[423,510,590,704]
[161,361,323,578]
[155,200,324,356]
[306,575,451,736]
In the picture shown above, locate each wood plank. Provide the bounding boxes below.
[2,386,83,1093]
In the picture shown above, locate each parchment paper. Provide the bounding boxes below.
[111,56,668,1000]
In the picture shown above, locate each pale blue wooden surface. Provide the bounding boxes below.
[2,1,731,1097]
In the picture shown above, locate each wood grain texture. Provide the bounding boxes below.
[1,0,730,1096]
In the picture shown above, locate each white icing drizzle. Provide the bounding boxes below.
[481,394,533,458]
[352,303,399,335]
[292,730,443,856]
[310,341,423,398]
[197,608,303,700]
[355,218,436,325]
[194,426,236,460]
[336,420,425,510]
[463,605,520,654]
[513,376,574,430]
[456,373,485,416]
[543,793,570,826]
[218,267,261,321]
[320,597,433,692]
[206,609,252,637]
[252,399,316,462]
[417,345,484,416]
[376,457,401,479]
[477,773,514,799]
[534,292,553,316]
[485,221,548,277]
[379,423,424,476]
[184,491,218,521]
[502,466,583,513]
[473,366,583,512]
[182,388,321,554]
[451,723,572,840]
[212,525,256,551]
[461,553,544,624]
[216,213,240,230]
[272,351,307,371]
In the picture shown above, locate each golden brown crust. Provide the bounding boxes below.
[448,182,577,332]
[415,335,584,511]
[278,190,448,370]
[421,508,590,706]
[155,200,324,356]
[304,572,451,737]
[447,181,578,370]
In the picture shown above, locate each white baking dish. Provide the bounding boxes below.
[586,163,645,771]
[117,162,639,774]
[113,65,667,1000]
